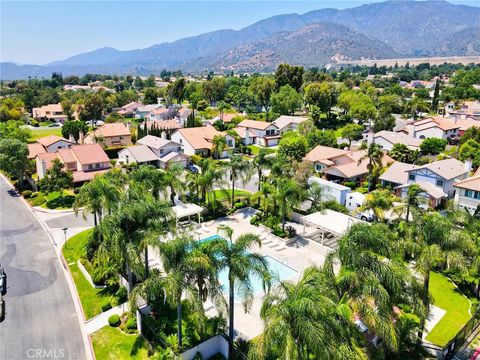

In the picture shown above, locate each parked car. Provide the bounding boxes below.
[48,123,62,128]
[186,163,200,174]
[0,265,5,296]
[0,294,4,322]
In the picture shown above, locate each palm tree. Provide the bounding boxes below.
[210,228,271,354]
[224,154,253,208]
[277,178,305,231]
[252,149,272,193]
[359,143,384,192]
[360,188,395,222]
[407,97,430,120]
[308,181,331,212]
[73,177,104,227]
[129,165,165,200]
[162,164,185,205]
[410,213,473,340]
[249,266,366,360]
[394,184,426,221]
[212,135,227,160]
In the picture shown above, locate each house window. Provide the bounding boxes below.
[315,164,324,172]
[88,164,93,170]
[95,163,100,169]
[408,174,415,181]
[160,149,164,154]
[475,191,480,200]
[179,139,182,144]
[227,140,233,147]
[436,179,444,187]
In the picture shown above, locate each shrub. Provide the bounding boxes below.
[101,299,112,312]
[30,194,46,206]
[190,154,203,165]
[73,188,80,194]
[22,190,33,198]
[250,215,259,225]
[126,317,137,330]
[285,225,297,238]
[108,314,121,327]
[420,138,447,155]
[343,181,356,189]
[115,286,128,303]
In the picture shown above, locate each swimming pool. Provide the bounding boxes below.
[198,235,298,295]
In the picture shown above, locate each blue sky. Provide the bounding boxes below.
[1,0,478,65]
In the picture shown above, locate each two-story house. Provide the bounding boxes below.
[27,135,74,159]
[171,126,235,157]
[453,175,480,214]
[32,103,68,123]
[36,144,110,184]
[401,158,469,199]
[272,115,307,134]
[84,123,132,148]
[118,134,188,169]
[134,104,163,119]
[235,119,280,147]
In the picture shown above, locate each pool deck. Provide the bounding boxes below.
[148,207,330,341]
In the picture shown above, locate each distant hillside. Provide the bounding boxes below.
[1,0,480,79]
[196,22,400,72]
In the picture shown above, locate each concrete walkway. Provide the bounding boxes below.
[85,302,129,334]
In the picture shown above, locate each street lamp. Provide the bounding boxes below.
[62,227,68,249]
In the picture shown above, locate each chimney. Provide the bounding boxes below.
[465,160,472,173]
[161,131,167,139]
[245,127,250,145]
[39,159,47,179]
[79,131,84,145]
[69,134,75,143]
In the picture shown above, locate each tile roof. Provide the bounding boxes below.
[412,158,467,180]
[304,145,349,163]
[28,143,46,159]
[324,152,394,179]
[231,127,256,139]
[121,145,159,163]
[72,169,110,183]
[272,115,307,130]
[175,126,224,150]
[374,131,423,148]
[453,175,480,192]
[92,123,131,138]
[380,162,420,185]
[36,152,58,169]
[159,151,186,162]
[70,144,110,165]
[57,148,76,163]
[237,119,277,131]
[145,119,181,130]
[137,135,180,149]
[36,135,73,147]
[396,182,447,199]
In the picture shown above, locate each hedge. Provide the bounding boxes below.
[108,314,121,327]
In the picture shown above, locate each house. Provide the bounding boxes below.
[304,145,350,173]
[135,134,187,169]
[142,119,182,137]
[308,177,351,206]
[27,135,75,159]
[236,119,280,147]
[171,126,235,157]
[177,107,192,124]
[373,131,423,151]
[402,158,469,198]
[448,101,480,117]
[212,113,243,124]
[380,162,420,188]
[134,104,162,119]
[32,103,67,123]
[231,127,257,145]
[118,145,161,167]
[117,102,143,117]
[84,123,132,148]
[454,175,480,214]
[272,115,307,134]
[395,182,447,209]
[147,108,169,121]
[36,144,110,183]
[406,117,461,140]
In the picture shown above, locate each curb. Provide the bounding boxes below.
[0,173,95,360]
[33,206,78,214]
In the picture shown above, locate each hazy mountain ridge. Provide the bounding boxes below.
[1,0,480,79]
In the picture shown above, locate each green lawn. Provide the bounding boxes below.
[92,326,150,360]
[246,145,276,156]
[62,229,123,320]
[39,191,76,209]
[425,272,472,347]
[208,189,251,203]
[29,127,63,141]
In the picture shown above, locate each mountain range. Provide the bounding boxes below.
[2,0,480,79]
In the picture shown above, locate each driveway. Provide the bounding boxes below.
[0,177,86,360]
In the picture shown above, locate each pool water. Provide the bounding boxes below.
[198,235,298,295]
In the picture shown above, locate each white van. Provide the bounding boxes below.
[346,192,375,222]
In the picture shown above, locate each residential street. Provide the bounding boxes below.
[0,177,86,360]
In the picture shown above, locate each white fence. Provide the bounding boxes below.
[77,260,106,289]
[180,335,229,360]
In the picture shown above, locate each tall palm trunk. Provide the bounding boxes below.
[169,186,176,205]
[257,169,262,207]
[93,212,98,227]
[418,272,430,342]
[231,174,235,209]
[281,200,287,231]
[406,203,411,221]
[144,246,149,280]
[228,276,235,355]
[126,266,133,295]
[177,297,183,348]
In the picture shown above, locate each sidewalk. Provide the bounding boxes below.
[85,303,130,334]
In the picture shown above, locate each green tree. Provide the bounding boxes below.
[359,143,385,192]
[104,112,125,123]
[360,188,395,221]
[162,164,186,205]
[0,139,29,181]
[223,154,252,208]
[143,87,159,105]
[340,123,364,149]
[62,120,88,141]
[277,178,304,231]
[0,120,31,142]
[277,131,308,161]
[304,82,337,118]
[274,64,304,91]
[389,143,419,164]
[80,93,104,123]
[250,77,275,114]
[458,139,480,166]
[38,159,73,195]
[270,85,302,115]
[420,137,447,155]
[61,99,74,121]
[394,184,426,221]
[212,135,227,160]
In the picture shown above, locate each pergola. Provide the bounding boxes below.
[172,203,204,225]
[301,210,363,246]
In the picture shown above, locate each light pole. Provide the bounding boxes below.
[62,227,68,249]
